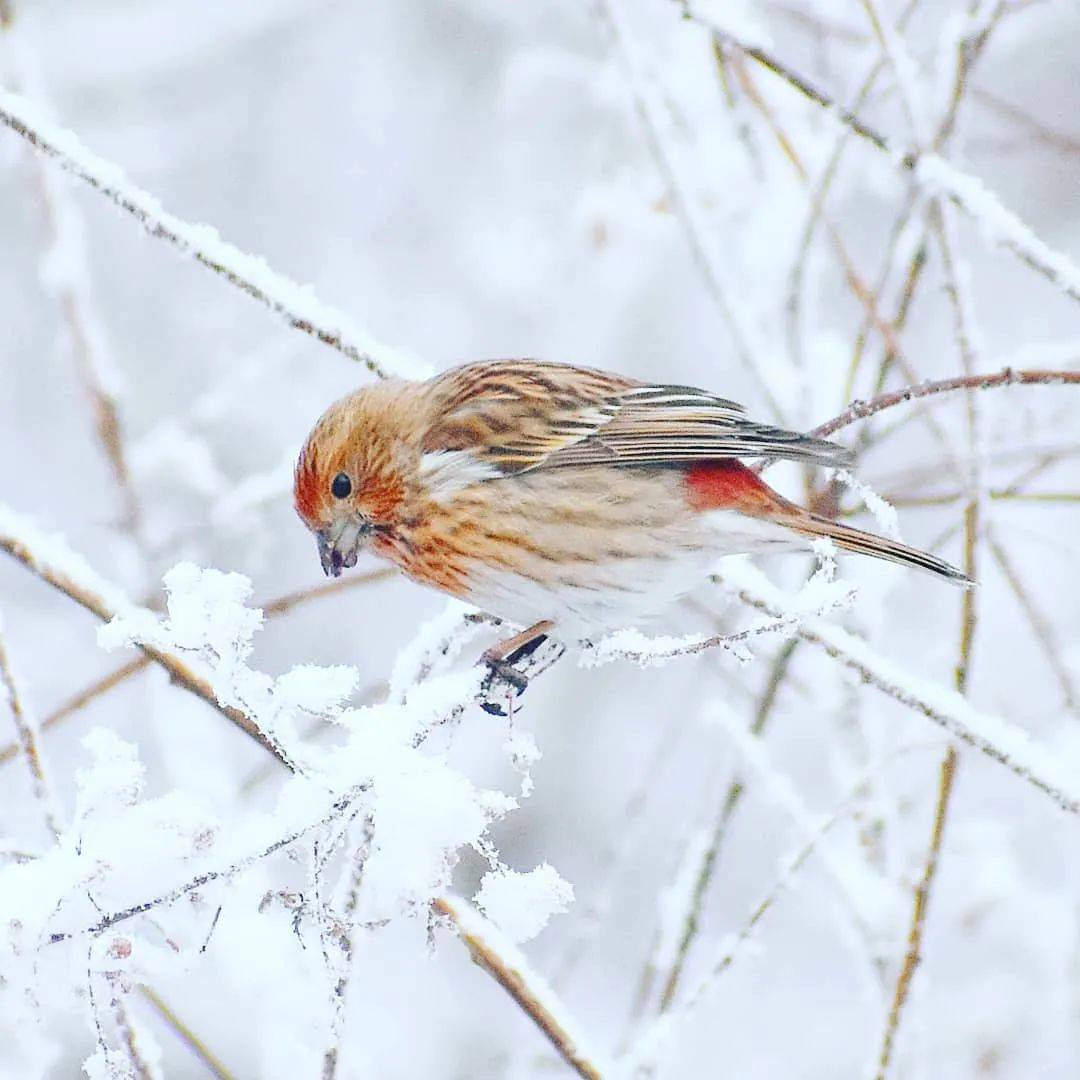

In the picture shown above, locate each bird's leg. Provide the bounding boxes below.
[478,620,556,715]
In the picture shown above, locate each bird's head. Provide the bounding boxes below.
[294,387,409,577]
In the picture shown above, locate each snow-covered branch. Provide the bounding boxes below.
[0,504,299,769]
[434,896,608,1080]
[0,90,424,381]
[723,562,1080,815]
[679,5,1080,310]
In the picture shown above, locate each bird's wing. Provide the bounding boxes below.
[421,360,850,483]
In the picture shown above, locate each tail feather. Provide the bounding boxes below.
[789,513,974,587]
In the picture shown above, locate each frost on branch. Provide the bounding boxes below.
[474,863,575,944]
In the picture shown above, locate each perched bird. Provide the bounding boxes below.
[294,360,968,688]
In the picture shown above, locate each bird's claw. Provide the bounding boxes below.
[475,633,567,716]
[478,657,530,716]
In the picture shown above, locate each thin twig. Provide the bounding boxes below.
[321,818,374,1080]
[0,617,62,839]
[26,142,142,536]
[874,748,957,1079]
[876,189,985,1078]
[986,528,1079,714]
[655,637,799,1012]
[810,367,1080,441]
[139,986,236,1080]
[596,0,789,423]
[677,5,1080,307]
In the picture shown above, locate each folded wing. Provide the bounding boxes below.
[422,360,851,482]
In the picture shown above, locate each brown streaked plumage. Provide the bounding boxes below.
[293,359,970,643]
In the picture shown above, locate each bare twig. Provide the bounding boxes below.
[4,59,145,540]
[986,528,1079,714]
[810,367,1080,441]
[597,0,789,423]
[655,637,799,1012]
[139,986,236,1080]
[0,90,417,380]
[874,748,957,1079]
[0,617,62,839]
[876,192,985,1078]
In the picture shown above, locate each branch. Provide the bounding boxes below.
[433,896,607,1080]
[0,505,298,771]
[678,6,1080,308]
[875,747,957,1079]
[0,568,397,768]
[876,192,986,1078]
[0,90,422,381]
[0,614,62,839]
[810,367,1080,441]
[722,562,1080,815]
[0,509,602,1071]
[597,0,789,424]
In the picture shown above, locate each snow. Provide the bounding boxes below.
[473,863,574,943]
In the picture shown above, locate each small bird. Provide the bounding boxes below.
[294,360,968,687]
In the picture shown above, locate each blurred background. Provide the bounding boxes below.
[2,1,1080,1076]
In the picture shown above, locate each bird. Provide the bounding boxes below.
[294,359,969,700]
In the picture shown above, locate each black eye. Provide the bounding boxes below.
[331,473,352,499]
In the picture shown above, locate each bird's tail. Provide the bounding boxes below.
[786,512,973,586]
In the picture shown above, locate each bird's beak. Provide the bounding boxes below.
[316,519,370,578]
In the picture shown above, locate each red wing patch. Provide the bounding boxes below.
[682,460,788,517]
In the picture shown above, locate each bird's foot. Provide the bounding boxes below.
[476,631,563,716]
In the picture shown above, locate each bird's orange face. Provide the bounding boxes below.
[294,389,411,577]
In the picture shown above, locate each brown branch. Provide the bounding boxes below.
[876,198,983,1077]
[987,529,1079,714]
[810,368,1080,441]
[139,986,236,1080]
[0,525,297,771]
[27,163,141,536]
[433,896,605,1080]
[0,622,62,838]
[0,566,399,769]
[875,747,957,1079]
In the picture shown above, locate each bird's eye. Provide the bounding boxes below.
[331,473,352,499]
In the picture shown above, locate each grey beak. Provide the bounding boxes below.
[316,520,369,578]
[317,530,342,577]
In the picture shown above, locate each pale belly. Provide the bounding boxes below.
[457,508,800,641]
